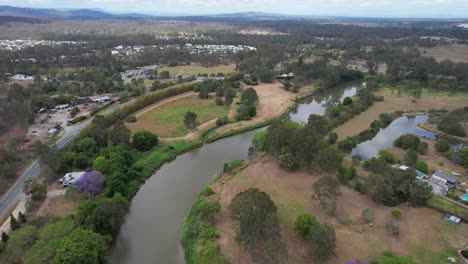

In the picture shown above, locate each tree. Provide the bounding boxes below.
[417,142,428,155]
[309,224,336,261]
[73,171,105,195]
[184,111,198,130]
[414,160,428,173]
[10,214,20,231]
[229,188,285,264]
[342,96,353,106]
[316,147,343,172]
[109,120,131,146]
[362,208,374,223]
[404,149,418,166]
[328,132,338,144]
[435,139,450,153]
[379,113,394,126]
[283,80,292,91]
[224,88,236,106]
[311,176,341,212]
[18,212,26,224]
[1,231,9,243]
[51,228,108,264]
[132,130,158,151]
[411,88,422,100]
[408,181,433,206]
[159,70,170,79]
[379,149,397,163]
[256,66,274,83]
[279,147,297,170]
[241,88,259,105]
[252,130,268,151]
[294,213,318,239]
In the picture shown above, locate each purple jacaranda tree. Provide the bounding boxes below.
[73,170,105,195]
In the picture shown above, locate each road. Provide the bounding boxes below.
[0,100,131,221]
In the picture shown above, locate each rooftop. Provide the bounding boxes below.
[433,171,459,183]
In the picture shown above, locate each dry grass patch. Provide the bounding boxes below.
[420,46,468,63]
[211,156,468,264]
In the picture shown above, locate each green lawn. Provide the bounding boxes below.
[136,96,229,138]
[408,243,461,264]
[427,196,468,221]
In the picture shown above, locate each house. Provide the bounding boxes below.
[415,170,427,180]
[11,74,34,80]
[59,172,86,186]
[432,171,459,185]
[55,104,70,110]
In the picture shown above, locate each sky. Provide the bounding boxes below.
[1,0,468,18]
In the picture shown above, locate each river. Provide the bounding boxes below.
[349,115,436,160]
[109,82,362,264]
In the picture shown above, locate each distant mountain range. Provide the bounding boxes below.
[0,5,466,23]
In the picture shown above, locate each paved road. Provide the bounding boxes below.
[0,101,131,221]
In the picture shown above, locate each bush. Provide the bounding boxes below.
[342,97,353,106]
[461,249,468,258]
[379,113,394,126]
[435,139,450,153]
[252,130,268,151]
[200,186,215,197]
[362,208,374,223]
[391,210,402,218]
[132,131,158,151]
[379,149,397,163]
[328,133,338,144]
[223,160,244,174]
[216,116,228,127]
[214,98,223,106]
[294,213,318,239]
[126,115,137,123]
[414,160,428,173]
[385,222,400,237]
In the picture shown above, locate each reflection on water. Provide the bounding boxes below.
[349,115,436,160]
[289,82,364,123]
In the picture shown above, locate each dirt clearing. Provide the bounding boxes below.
[420,46,468,63]
[211,156,468,264]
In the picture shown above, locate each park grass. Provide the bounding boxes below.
[159,64,236,77]
[408,243,461,264]
[135,96,229,138]
[427,196,468,221]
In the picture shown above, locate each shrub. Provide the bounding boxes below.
[252,130,268,151]
[126,115,137,123]
[214,98,223,106]
[379,149,397,163]
[379,113,394,126]
[200,186,215,197]
[294,213,318,239]
[435,139,450,153]
[414,160,428,173]
[417,142,428,155]
[342,97,353,106]
[362,208,374,223]
[461,249,468,258]
[385,222,400,237]
[132,131,158,151]
[328,132,338,144]
[223,160,244,174]
[391,210,401,218]
[216,116,228,127]
[403,149,418,166]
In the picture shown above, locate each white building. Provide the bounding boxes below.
[59,172,86,186]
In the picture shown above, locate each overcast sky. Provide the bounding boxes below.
[1,0,467,18]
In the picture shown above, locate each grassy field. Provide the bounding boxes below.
[420,46,468,63]
[128,95,229,138]
[210,156,468,264]
[159,64,236,77]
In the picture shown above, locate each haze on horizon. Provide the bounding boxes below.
[0,0,467,18]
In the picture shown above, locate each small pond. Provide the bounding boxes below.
[349,115,436,160]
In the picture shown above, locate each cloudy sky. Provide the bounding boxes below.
[1,0,467,18]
